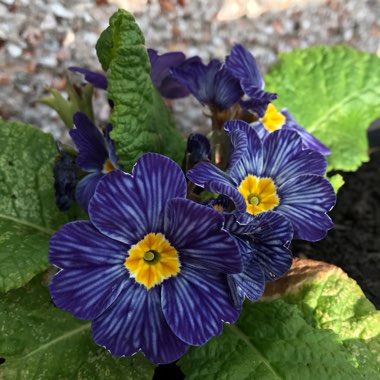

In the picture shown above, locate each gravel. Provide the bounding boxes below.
[1,0,380,139]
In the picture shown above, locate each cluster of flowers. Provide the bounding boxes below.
[50,44,335,364]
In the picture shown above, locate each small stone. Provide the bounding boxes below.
[6,43,22,58]
[40,13,57,31]
[36,55,58,68]
[49,3,74,19]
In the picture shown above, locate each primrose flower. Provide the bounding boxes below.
[256,104,331,156]
[49,153,242,364]
[225,43,277,117]
[224,211,293,307]
[69,49,199,99]
[184,133,212,170]
[187,120,336,241]
[171,59,243,112]
[70,112,118,212]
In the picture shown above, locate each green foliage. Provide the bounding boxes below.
[179,260,380,379]
[35,80,94,129]
[0,274,155,380]
[328,173,345,193]
[95,9,185,172]
[0,120,70,292]
[265,46,380,172]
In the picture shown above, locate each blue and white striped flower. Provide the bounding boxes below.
[187,120,336,242]
[49,153,242,364]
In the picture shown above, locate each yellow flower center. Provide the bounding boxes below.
[212,204,225,212]
[103,159,116,173]
[238,175,280,215]
[261,103,286,133]
[124,233,180,289]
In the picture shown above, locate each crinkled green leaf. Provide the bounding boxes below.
[0,120,70,292]
[0,274,155,380]
[265,46,380,172]
[96,9,185,172]
[179,259,380,379]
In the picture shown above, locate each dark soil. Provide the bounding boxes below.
[292,150,380,309]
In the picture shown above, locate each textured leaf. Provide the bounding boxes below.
[0,120,70,292]
[95,9,185,172]
[265,46,380,172]
[0,274,155,380]
[179,259,380,379]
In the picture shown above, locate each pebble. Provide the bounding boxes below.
[1,0,380,140]
[6,43,22,58]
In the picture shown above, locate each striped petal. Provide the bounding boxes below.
[208,180,246,213]
[187,161,236,187]
[70,112,108,171]
[89,154,187,245]
[225,120,264,181]
[231,256,265,302]
[162,266,239,345]
[89,170,147,245]
[224,122,248,171]
[164,198,242,274]
[76,172,103,213]
[92,281,188,364]
[227,234,265,302]
[225,43,264,89]
[49,265,127,320]
[277,174,336,241]
[252,212,293,281]
[262,129,327,185]
[49,221,128,269]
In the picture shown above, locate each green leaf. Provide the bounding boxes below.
[95,9,185,172]
[328,173,345,193]
[265,46,380,172]
[36,80,94,129]
[0,120,70,292]
[0,274,155,379]
[179,259,380,379]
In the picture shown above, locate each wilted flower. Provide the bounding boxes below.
[49,153,242,364]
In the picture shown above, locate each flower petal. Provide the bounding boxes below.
[92,282,188,364]
[49,221,128,269]
[49,265,127,320]
[282,109,331,156]
[69,67,108,90]
[162,266,239,345]
[252,212,293,281]
[262,129,327,185]
[225,43,264,89]
[224,122,248,171]
[277,174,336,241]
[76,172,104,213]
[164,198,242,274]
[90,154,187,245]
[187,161,235,188]
[230,255,265,302]
[208,180,246,213]
[225,120,264,181]
[70,112,108,171]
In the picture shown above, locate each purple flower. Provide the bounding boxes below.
[49,153,242,364]
[69,67,108,90]
[69,49,200,99]
[256,104,331,156]
[147,49,201,99]
[224,211,293,307]
[70,112,118,212]
[187,120,336,242]
[225,43,277,117]
[171,59,243,111]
